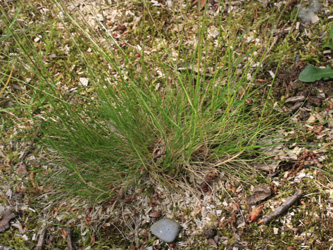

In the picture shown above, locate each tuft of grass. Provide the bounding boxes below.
[1,0,296,202]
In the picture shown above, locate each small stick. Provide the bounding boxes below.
[259,189,303,225]
[65,228,74,250]
[35,227,46,250]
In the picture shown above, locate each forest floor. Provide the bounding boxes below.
[0,0,333,249]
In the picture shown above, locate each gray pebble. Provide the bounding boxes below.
[151,218,181,243]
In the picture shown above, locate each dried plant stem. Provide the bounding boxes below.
[35,226,46,250]
[65,228,74,250]
[260,189,303,225]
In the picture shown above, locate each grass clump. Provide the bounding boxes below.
[1,0,291,202]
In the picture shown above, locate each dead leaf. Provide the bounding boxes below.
[91,234,95,246]
[192,0,207,7]
[149,211,161,218]
[0,209,16,232]
[247,184,272,205]
[207,238,218,248]
[250,204,264,222]
[15,163,28,177]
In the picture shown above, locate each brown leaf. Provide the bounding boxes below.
[250,204,264,222]
[149,211,161,218]
[15,163,28,177]
[114,25,126,32]
[90,234,95,246]
[0,209,16,232]
[247,184,272,205]
[192,0,207,7]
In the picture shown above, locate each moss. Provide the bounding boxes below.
[0,231,31,249]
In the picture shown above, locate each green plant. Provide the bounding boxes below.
[298,65,333,82]
[323,23,333,50]
[298,23,333,82]
[1,0,292,202]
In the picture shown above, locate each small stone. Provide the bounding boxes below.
[204,229,217,238]
[79,77,89,86]
[151,218,181,243]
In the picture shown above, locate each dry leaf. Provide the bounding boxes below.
[192,0,207,7]
[0,209,16,232]
[207,238,218,248]
[247,184,272,205]
[149,211,161,218]
[15,163,28,177]
[90,234,95,246]
[250,204,264,222]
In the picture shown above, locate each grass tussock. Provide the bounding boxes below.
[1,0,293,202]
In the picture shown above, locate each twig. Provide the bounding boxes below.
[35,226,46,250]
[0,65,13,96]
[65,228,74,250]
[259,189,303,225]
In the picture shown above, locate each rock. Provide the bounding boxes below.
[151,218,181,243]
